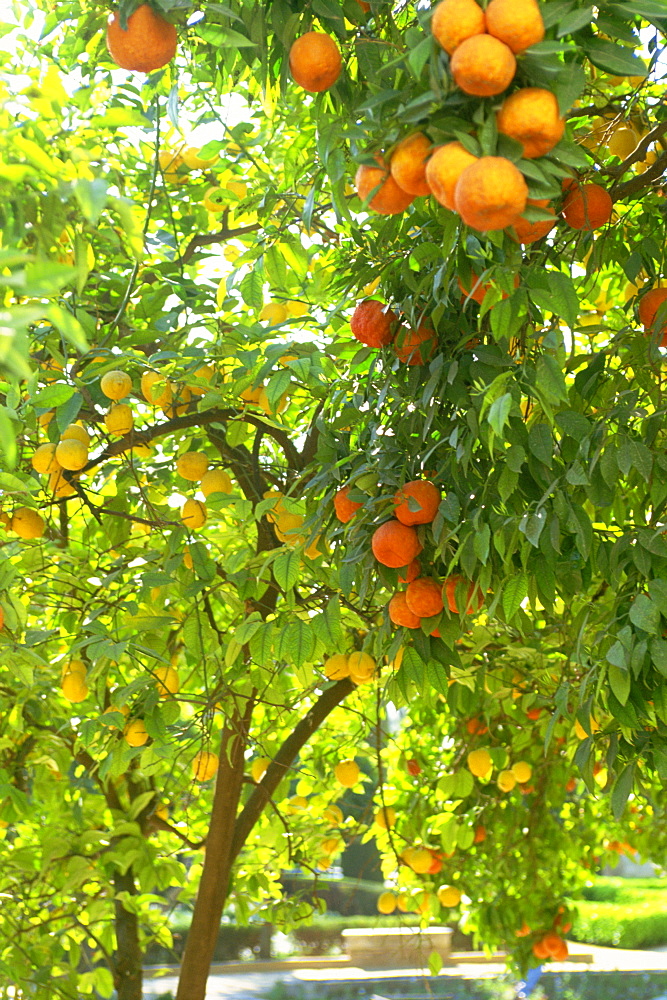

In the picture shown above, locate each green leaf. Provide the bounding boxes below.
[611,762,635,820]
[528,423,553,467]
[487,393,512,437]
[273,550,301,592]
[503,573,528,620]
[312,597,343,649]
[536,355,568,403]
[31,384,75,408]
[277,619,316,667]
[608,663,631,705]
[629,593,660,634]
[428,950,443,977]
[583,38,648,76]
[648,579,667,616]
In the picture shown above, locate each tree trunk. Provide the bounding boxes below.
[113,870,143,1000]
[175,678,353,1000]
[175,704,251,1000]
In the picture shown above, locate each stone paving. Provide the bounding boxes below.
[144,944,667,999]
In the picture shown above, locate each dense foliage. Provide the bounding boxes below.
[0,0,666,997]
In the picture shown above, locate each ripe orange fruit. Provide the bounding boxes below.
[107,4,177,73]
[541,931,566,958]
[532,938,551,960]
[406,577,444,618]
[454,156,528,231]
[334,484,363,523]
[496,88,565,159]
[474,825,486,843]
[444,575,483,614]
[450,34,516,97]
[388,592,421,628]
[371,520,422,568]
[289,32,342,92]
[561,182,612,231]
[390,132,433,197]
[394,480,440,525]
[459,272,519,305]
[638,287,667,344]
[509,198,556,244]
[398,558,421,584]
[425,142,478,211]
[351,299,398,347]
[485,0,544,53]
[394,324,436,365]
[431,0,486,55]
[355,157,415,215]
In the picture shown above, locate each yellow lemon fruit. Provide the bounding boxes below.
[374,805,396,830]
[55,439,88,471]
[251,757,270,782]
[11,508,45,539]
[324,654,350,680]
[31,443,60,474]
[396,893,410,912]
[176,452,209,481]
[511,760,532,784]
[100,703,129,728]
[323,803,344,826]
[124,719,149,747]
[575,716,600,740]
[61,423,89,445]
[49,469,77,498]
[437,884,462,907]
[192,750,219,781]
[181,499,207,530]
[335,759,360,787]
[100,370,132,401]
[258,386,289,416]
[181,146,218,169]
[61,672,89,702]
[377,892,397,914]
[259,303,289,324]
[141,371,173,407]
[155,803,169,821]
[38,410,54,428]
[286,794,308,814]
[606,124,639,160]
[105,404,133,436]
[226,179,247,199]
[200,469,233,498]
[347,651,376,684]
[155,665,180,698]
[61,658,86,677]
[187,364,215,395]
[240,384,264,404]
[203,186,226,212]
[497,769,516,793]
[467,748,493,779]
[402,846,433,874]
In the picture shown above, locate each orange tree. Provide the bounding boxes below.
[0,0,667,998]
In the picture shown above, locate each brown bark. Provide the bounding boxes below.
[113,870,143,1000]
[175,703,252,1000]
[174,677,354,1000]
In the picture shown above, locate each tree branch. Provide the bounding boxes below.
[230,677,354,860]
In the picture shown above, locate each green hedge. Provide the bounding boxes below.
[570,877,667,949]
[571,901,667,949]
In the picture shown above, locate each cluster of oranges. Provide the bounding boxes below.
[349,298,435,366]
[350,0,615,244]
[335,477,483,635]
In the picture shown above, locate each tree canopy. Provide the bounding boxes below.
[0,0,666,998]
